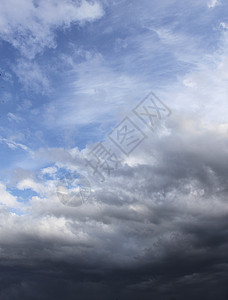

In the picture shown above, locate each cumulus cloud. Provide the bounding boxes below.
[0,183,19,208]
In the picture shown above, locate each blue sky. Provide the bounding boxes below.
[0,0,227,175]
[0,1,228,299]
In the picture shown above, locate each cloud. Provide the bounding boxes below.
[220,22,228,30]
[12,59,51,93]
[41,166,57,175]
[42,51,145,129]
[17,178,47,195]
[0,113,228,299]
[0,137,30,152]
[7,113,23,123]
[0,183,19,208]
[207,0,220,8]
[0,0,104,58]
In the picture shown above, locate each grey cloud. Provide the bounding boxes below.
[1,114,228,299]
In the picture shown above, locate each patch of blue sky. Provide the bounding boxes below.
[55,167,80,182]
[8,187,39,203]
[0,143,28,173]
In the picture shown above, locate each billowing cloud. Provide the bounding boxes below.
[0,113,228,299]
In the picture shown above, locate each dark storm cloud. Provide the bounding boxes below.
[0,115,228,299]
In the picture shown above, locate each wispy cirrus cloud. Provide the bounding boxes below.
[12,59,51,93]
[0,137,30,152]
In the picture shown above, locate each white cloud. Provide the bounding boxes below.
[0,137,30,152]
[16,177,56,196]
[0,0,104,58]
[207,0,220,8]
[0,183,19,208]
[42,51,150,129]
[12,59,50,93]
[7,113,23,123]
[41,166,57,176]
[220,22,228,30]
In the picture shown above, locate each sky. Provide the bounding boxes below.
[0,0,228,299]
